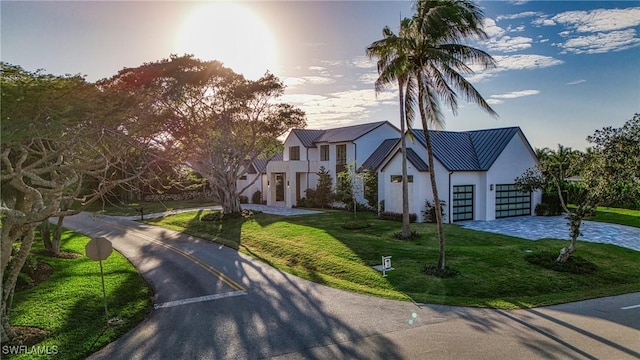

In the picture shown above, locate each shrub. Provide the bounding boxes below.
[540,192,562,215]
[422,200,446,223]
[341,218,370,230]
[239,195,249,204]
[251,190,262,204]
[393,231,420,240]
[378,211,417,222]
[200,212,223,221]
[525,252,597,274]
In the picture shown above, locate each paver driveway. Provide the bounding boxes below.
[459,215,640,251]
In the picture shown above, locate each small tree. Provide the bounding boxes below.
[516,145,594,263]
[312,166,334,208]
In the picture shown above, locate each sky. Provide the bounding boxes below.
[2,1,639,151]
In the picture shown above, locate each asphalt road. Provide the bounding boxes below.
[62,212,640,360]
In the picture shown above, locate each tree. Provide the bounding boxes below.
[104,55,306,214]
[583,114,640,209]
[383,0,497,270]
[313,166,334,208]
[367,18,416,239]
[1,63,156,341]
[516,145,594,262]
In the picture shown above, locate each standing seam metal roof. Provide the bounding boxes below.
[359,138,399,172]
[411,127,521,171]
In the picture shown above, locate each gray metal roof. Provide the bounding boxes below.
[359,138,399,172]
[411,127,522,171]
[406,148,429,171]
[252,152,283,174]
[291,129,325,148]
[314,121,390,143]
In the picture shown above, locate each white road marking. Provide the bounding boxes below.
[154,290,247,309]
[621,304,640,310]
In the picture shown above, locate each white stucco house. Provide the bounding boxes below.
[239,121,541,223]
[262,121,400,207]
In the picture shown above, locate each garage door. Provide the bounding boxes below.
[495,184,531,218]
[452,185,474,221]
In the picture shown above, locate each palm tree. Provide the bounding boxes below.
[409,0,498,270]
[366,18,416,239]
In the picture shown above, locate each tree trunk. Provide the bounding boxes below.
[418,90,446,270]
[40,220,53,252]
[557,213,581,263]
[217,172,242,215]
[52,215,65,254]
[1,223,37,343]
[399,80,411,238]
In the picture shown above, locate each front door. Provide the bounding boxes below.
[275,173,285,202]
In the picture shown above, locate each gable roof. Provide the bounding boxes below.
[359,138,399,172]
[252,152,283,174]
[289,121,395,148]
[411,127,523,171]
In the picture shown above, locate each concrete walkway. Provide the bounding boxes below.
[128,204,322,221]
[459,215,640,252]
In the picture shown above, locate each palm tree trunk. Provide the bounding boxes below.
[399,79,411,238]
[418,86,446,270]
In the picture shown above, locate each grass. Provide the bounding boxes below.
[586,206,640,228]
[9,231,152,360]
[146,210,640,309]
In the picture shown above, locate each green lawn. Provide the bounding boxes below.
[147,210,640,309]
[9,231,152,360]
[587,206,640,228]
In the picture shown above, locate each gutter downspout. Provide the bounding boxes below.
[448,171,453,224]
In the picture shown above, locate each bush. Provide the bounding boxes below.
[540,192,562,215]
[251,190,262,204]
[239,195,249,204]
[200,212,223,221]
[341,219,370,230]
[422,200,446,223]
[378,211,417,222]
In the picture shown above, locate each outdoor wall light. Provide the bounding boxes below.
[287,180,290,187]
[267,181,270,186]
[490,184,494,191]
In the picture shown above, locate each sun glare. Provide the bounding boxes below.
[176,2,277,80]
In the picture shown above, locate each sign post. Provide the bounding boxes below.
[85,237,113,325]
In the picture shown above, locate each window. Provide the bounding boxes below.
[289,146,300,160]
[336,144,347,173]
[320,145,329,161]
[390,175,413,183]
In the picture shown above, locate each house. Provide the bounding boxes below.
[237,153,282,204]
[239,121,541,223]
[371,127,541,222]
[263,121,400,207]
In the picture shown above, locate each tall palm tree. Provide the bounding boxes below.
[409,0,498,270]
[366,18,416,239]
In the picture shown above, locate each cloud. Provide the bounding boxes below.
[567,79,586,85]
[490,90,540,99]
[351,56,376,69]
[556,29,640,54]
[485,35,533,53]
[482,18,505,38]
[496,11,542,21]
[507,25,526,33]
[486,98,503,105]
[358,72,379,85]
[282,88,397,126]
[465,54,563,82]
[551,8,640,33]
[302,76,336,85]
[532,18,556,27]
[309,66,326,72]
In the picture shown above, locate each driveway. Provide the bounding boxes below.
[459,216,640,251]
[61,212,640,359]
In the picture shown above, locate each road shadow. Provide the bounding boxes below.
[82,217,403,359]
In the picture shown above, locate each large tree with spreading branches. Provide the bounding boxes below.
[0,63,160,341]
[104,55,306,214]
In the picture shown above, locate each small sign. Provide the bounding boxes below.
[373,255,395,277]
[85,237,113,261]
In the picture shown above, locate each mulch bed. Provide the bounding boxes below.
[5,326,51,347]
